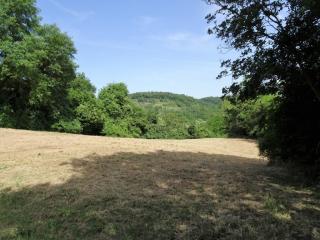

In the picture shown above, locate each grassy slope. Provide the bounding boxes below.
[130,92,222,122]
[0,129,319,239]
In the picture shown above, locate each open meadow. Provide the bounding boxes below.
[0,128,319,239]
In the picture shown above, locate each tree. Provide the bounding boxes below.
[99,83,147,138]
[223,95,275,138]
[98,83,131,119]
[54,73,102,135]
[68,73,96,108]
[0,0,39,42]
[75,100,104,135]
[206,0,320,173]
[0,0,77,129]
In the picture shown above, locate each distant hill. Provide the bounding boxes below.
[130,92,222,123]
[199,97,222,105]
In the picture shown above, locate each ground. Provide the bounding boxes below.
[0,128,319,240]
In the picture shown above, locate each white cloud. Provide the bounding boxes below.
[48,0,94,21]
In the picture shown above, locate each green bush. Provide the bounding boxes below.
[188,121,210,139]
[0,106,15,128]
[145,123,189,139]
[98,83,131,119]
[207,112,226,137]
[52,119,83,134]
[102,119,132,138]
[76,101,105,135]
[223,95,276,138]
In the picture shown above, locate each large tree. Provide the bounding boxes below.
[206,0,320,173]
[0,0,77,129]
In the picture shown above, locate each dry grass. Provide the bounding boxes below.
[0,128,319,239]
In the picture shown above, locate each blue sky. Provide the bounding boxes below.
[37,0,233,98]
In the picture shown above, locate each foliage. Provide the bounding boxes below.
[99,83,147,138]
[223,95,276,138]
[207,112,226,138]
[0,0,76,129]
[131,92,222,122]
[0,0,226,141]
[75,100,104,135]
[102,105,147,138]
[188,120,211,139]
[99,83,131,120]
[68,73,96,108]
[102,119,132,138]
[131,92,224,139]
[206,0,320,175]
[0,0,39,42]
[52,119,83,134]
[0,105,15,128]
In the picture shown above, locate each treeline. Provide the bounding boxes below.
[0,0,225,140]
[0,0,142,136]
[0,0,226,140]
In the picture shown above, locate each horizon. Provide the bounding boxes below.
[36,0,234,98]
[129,91,221,99]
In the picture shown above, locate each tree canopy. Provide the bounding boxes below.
[0,0,77,129]
[206,0,320,174]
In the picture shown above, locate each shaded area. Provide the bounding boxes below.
[0,151,319,239]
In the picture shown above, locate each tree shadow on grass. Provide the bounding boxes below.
[0,151,319,240]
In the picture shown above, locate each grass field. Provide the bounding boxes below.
[0,129,319,239]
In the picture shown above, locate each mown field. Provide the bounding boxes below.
[0,129,319,240]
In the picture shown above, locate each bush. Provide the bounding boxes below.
[145,123,189,139]
[188,121,210,139]
[224,95,276,138]
[52,119,83,134]
[258,92,320,178]
[102,119,132,138]
[207,112,226,137]
[76,101,105,135]
[0,106,15,128]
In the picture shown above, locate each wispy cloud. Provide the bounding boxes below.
[148,31,214,51]
[48,0,94,21]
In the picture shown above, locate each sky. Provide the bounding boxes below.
[36,0,234,98]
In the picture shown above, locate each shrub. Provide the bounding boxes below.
[188,121,210,139]
[76,100,105,135]
[223,95,276,138]
[52,119,83,134]
[0,106,15,128]
[258,93,320,178]
[102,119,132,138]
[207,112,226,137]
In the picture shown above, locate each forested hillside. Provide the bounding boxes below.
[130,92,225,139]
[130,92,221,123]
